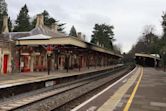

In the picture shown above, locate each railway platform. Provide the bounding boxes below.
[72,66,166,111]
[118,67,166,111]
[0,65,122,87]
[0,64,124,99]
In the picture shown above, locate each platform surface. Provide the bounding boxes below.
[0,65,121,89]
[71,67,166,111]
[120,67,166,111]
[100,67,166,111]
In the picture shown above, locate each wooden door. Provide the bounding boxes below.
[3,55,8,74]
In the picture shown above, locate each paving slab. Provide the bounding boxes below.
[0,65,122,88]
[73,66,166,111]
[116,67,166,111]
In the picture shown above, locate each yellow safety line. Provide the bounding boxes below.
[123,67,143,111]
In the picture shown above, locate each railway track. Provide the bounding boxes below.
[0,65,133,111]
[54,66,134,111]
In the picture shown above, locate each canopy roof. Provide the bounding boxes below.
[18,34,51,40]
[135,53,160,60]
[16,36,122,58]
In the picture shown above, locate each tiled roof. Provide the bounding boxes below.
[30,26,66,38]
[0,25,66,40]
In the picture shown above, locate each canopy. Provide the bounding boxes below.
[17,34,51,40]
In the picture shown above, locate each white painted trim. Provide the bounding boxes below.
[1,49,12,74]
[17,34,51,40]
[21,53,30,56]
[71,66,138,111]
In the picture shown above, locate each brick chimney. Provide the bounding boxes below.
[77,32,82,39]
[36,14,44,28]
[97,41,99,46]
[77,32,86,41]
[51,23,58,32]
[2,16,9,33]
[82,34,86,41]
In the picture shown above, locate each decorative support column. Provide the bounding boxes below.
[66,53,69,73]
[87,51,90,69]
[65,50,73,72]
[47,46,52,75]
[87,55,89,69]
[56,49,60,70]
[17,41,21,73]
[79,56,81,71]
[106,55,108,66]
[103,56,105,66]
[47,54,51,75]
[100,55,103,67]
[30,52,35,72]
[57,55,59,70]
[67,56,69,72]
[95,53,97,68]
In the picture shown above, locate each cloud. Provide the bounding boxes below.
[67,13,111,41]
[6,0,166,52]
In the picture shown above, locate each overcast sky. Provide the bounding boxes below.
[6,0,166,52]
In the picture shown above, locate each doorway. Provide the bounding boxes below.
[3,55,9,74]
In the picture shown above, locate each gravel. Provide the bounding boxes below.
[14,67,130,111]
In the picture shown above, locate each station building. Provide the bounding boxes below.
[0,15,122,74]
[135,53,160,67]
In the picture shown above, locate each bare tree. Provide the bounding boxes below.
[142,25,157,45]
[129,25,159,54]
[142,25,155,35]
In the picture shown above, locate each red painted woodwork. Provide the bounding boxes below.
[47,45,53,51]
[22,55,30,72]
[3,55,8,74]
